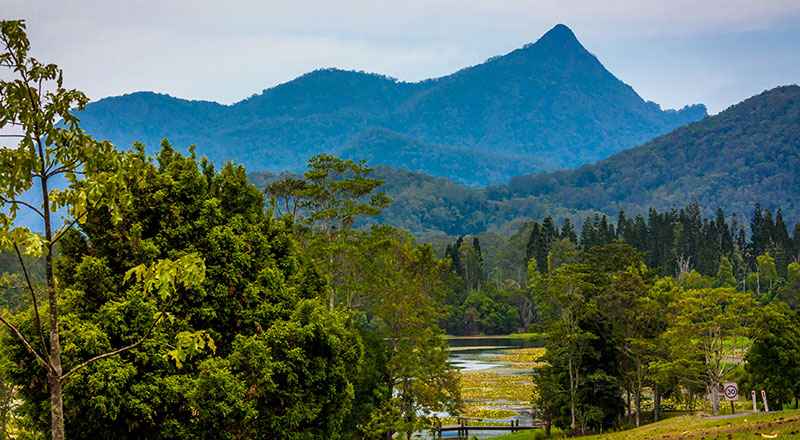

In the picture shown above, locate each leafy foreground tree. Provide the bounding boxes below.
[4,142,363,439]
[663,286,754,415]
[530,264,624,434]
[0,21,208,440]
[743,302,800,410]
[271,157,460,439]
[531,244,658,434]
[356,227,461,439]
[293,154,391,311]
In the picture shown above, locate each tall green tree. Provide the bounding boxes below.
[743,302,800,410]
[0,21,206,440]
[601,261,658,427]
[665,287,755,414]
[713,256,737,288]
[264,175,306,218]
[357,227,460,439]
[777,262,800,310]
[458,240,482,294]
[531,265,594,432]
[293,154,391,310]
[5,142,363,439]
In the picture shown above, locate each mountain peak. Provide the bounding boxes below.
[536,24,581,49]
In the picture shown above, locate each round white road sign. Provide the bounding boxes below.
[724,383,739,401]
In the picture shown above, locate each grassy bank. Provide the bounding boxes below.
[493,410,800,439]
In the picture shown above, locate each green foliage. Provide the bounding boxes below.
[0,21,213,440]
[281,154,392,310]
[713,257,737,288]
[354,227,461,438]
[296,154,391,233]
[439,232,529,336]
[743,302,800,410]
[777,262,800,310]
[663,287,755,414]
[3,144,363,439]
[531,260,616,433]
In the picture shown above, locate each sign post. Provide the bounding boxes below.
[724,383,739,414]
[752,391,757,412]
[761,390,769,412]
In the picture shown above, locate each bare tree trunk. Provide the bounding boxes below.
[43,169,65,440]
[653,382,660,422]
[48,373,64,440]
[569,358,576,431]
[756,267,760,298]
[626,387,631,421]
[634,388,641,427]
[709,383,720,415]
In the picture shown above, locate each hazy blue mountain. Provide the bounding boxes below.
[357,85,800,236]
[499,85,800,221]
[76,24,705,186]
[387,24,705,165]
[338,128,547,186]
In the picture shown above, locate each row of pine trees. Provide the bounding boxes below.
[527,202,799,283]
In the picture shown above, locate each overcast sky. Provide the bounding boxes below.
[6,0,800,114]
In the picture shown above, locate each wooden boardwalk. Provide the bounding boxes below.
[434,418,543,438]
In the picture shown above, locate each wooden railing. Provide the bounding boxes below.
[434,417,542,438]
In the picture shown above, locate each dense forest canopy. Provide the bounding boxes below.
[431,201,799,337]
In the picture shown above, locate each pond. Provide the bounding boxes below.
[434,335,543,439]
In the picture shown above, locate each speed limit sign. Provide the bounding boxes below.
[724,383,739,401]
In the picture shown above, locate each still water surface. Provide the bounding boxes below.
[432,336,540,439]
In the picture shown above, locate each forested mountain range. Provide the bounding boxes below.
[250,85,800,238]
[75,24,704,187]
[497,85,800,226]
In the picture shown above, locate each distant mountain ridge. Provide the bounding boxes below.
[350,85,800,237]
[76,24,705,186]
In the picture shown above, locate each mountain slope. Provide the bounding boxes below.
[501,85,800,219]
[75,24,705,186]
[338,128,547,186]
[388,24,705,165]
[365,85,800,236]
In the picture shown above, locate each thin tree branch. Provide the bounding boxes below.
[60,297,173,383]
[46,160,81,178]
[14,243,50,367]
[0,314,49,371]
[0,196,44,219]
[50,203,95,245]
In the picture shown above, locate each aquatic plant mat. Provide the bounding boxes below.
[446,348,545,426]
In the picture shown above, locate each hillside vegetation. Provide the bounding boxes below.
[502,85,800,224]
[338,85,800,237]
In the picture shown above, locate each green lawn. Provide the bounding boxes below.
[492,410,800,439]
